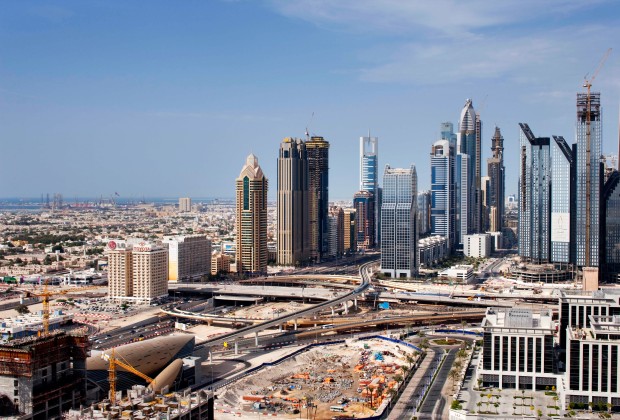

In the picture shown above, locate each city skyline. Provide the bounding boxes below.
[1,1,619,200]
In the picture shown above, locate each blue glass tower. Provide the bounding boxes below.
[430,139,456,250]
[360,135,379,245]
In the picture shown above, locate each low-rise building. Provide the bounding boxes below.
[437,264,474,284]
[211,253,231,275]
[463,233,492,258]
[418,235,448,268]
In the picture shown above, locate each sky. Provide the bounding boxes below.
[1,0,619,201]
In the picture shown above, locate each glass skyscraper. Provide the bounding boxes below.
[518,123,551,263]
[575,92,602,268]
[380,165,418,278]
[602,171,620,281]
[360,135,379,246]
[430,139,456,250]
[458,99,482,234]
[550,135,574,264]
[306,136,330,261]
[486,127,505,233]
[417,190,432,237]
[455,153,469,246]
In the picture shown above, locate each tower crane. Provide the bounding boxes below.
[583,48,611,267]
[19,282,102,335]
[101,348,156,405]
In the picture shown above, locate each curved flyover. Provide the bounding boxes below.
[186,260,376,349]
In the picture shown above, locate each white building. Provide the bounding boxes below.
[163,235,211,282]
[178,197,192,212]
[478,308,559,390]
[418,235,448,268]
[463,233,492,258]
[437,264,474,284]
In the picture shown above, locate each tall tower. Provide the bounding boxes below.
[353,190,375,251]
[487,127,505,232]
[306,136,330,261]
[380,165,418,278]
[430,139,456,250]
[518,123,551,263]
[575,92,602,268]
[550,135,575,264]
[236,154,268,274]
[458,99,481,235]
[360,135,379,245]
[277,138,310,266]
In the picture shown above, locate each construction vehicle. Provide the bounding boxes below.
[101,348,156,405]
[18,282,101,335]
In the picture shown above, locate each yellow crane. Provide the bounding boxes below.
[101,348,156,405]
[20,282,102,335]
[582,47,612,266]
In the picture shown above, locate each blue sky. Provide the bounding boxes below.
[1,0,619,200]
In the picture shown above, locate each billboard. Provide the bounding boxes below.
[551,212,570,243]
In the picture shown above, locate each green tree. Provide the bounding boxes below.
[15,304,30,315]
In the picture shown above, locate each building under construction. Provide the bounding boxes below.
[0,330,89,419]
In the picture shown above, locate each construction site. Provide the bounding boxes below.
[216,337,420,419]
[0,330,90,419]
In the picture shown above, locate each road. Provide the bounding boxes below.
[418,348,457,419]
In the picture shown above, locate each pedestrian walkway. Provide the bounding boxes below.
[387,348,438,420]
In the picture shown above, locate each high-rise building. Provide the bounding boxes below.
[455,153,470,246]
[602,171,620,281]
[518,123,551,263]
[360,135,379,245]
[440,121,457,147]
[179,197,192,212]
[575,92,602,268]
[235,154,268,274]
[353,190,375,251]
[430,140,456,249]
[327,206,344,258]
[487,127,505,233]
[380,165,418,278]
[417,190,431,237]
[551,135,575,264]
[343,208,357,253]
[106,240,169,303]
[277,138,310,266]
[306,136,330,261]
[211,252,231,275]
[480,175,490,232]
[163,235,212,282]
[458,99,482,234]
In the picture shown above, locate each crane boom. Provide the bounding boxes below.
[102,348,156,405]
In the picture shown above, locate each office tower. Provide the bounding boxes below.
[575,92,603,268]
[327,206,344,258]
[458,99,482,234]
[486,127,505,233]
[430,140,456,249]
[480,176,490,232]
[551,135,575,264]
[306,136,330,261]
[455,153,470,246]
[235,154,268,274]
[179,197,192,212]
[163,235,212,282]
[440,122,457,147]
[518,123,551,263]
[417,190,431,236]
[360,135,379,245]
[277,138,310,266]
[353,191,375,251]
[380,165,418,278]
[107,240,168,303]
[343,208,357,253]
[602,171,620,281]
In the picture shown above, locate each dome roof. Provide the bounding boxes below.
[459,99,476,132]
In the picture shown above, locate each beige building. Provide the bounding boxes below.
[163,235,211,282]
[106,240,168,303]
[211,253,231,275]
[328,206,344,258]
[343,208,356,253]
[236,154,268,274]
[178,197,192,212]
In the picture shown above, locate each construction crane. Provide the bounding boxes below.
[20,282,101,335]
[583,48,612,267]
[101,348,156,405]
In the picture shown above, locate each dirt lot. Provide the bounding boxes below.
[217,338,420,419]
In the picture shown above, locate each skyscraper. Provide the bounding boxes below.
[343,208,357,253]
[277,138,310,266]
[306,136,329,261]
[487,127,505,233]
[458,99,482,235]
[518,123,551,263]
[353,190,375,251]
[380,165,418,278]
[550,135,575,264]
[327,206,344,258]
[602,170,620,281]
[236,154,268,274]
[575,92,602,268]
[417,190,431,237]
[430,139,456,249]
[455,153,469,246]
[360,135,379,245]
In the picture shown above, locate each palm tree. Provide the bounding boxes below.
[406,354,415,369]
[452,359,463,372]
[448,369,460,390]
